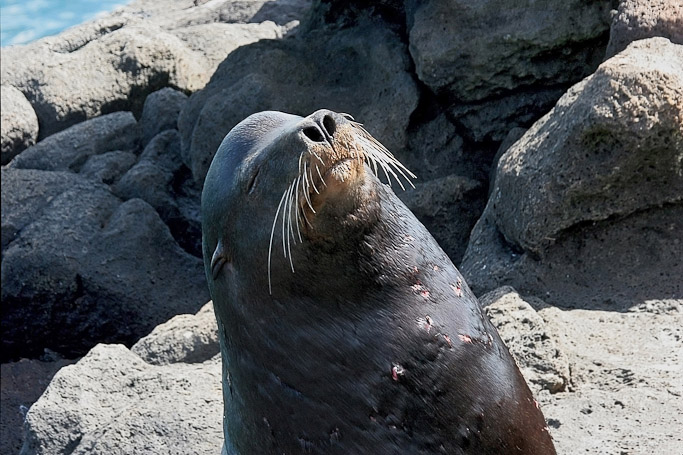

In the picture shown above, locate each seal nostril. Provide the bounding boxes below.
[303,126,325,142]
[322,115,336,138]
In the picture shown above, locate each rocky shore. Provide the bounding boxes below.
[1,0,681,453]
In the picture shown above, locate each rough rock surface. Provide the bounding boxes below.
[480,287,570,394]
[113,129,203,257]
[408,0,613,101]
[1,168,208,360]
[79,150,138,185]
[20,344,222,455]
[462,38,683,309]
[606,0,683,58]
[1,85,38,164]
[407,0,613,141]
[131,302,219,365]
[6,112,139,172]
[0,1,306,138]
[178,18,419,182]
[139,87,188,146]
[489,38,682,254]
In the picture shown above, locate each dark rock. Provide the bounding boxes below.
[1,168,208,360]
[113,130,202,257]
[79,150,138,185]
[131,302,219,365]
[407,0,613,142]
[399,174,486,264]
[408,0,613,102]
[481,287,570,394]
[6,112,139,172]
[179,18,419,182]
[21,344,222,455]
[489,127,527,194]
[139,88,188,146]
[1,85,38,164]
[461,38,683,310]
[1,356,75,455]
[402,112,465,181]
[449,87,565,143]
[606,0,683,58]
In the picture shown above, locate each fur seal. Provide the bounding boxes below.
[202,109,556,454]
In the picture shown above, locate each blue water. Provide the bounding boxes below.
[1,0,131,47]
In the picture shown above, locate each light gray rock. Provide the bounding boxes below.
[606,0,683,58]
[1,85,38,164]
[480,287,570,394]
[179,18,419,182]
[0,6,293,139]
[399,174,486,264]
[489,38,683,254]
[79,150,138,185]
[139,88,188,146]
[1,168,208,360]
[6,112,139,172]
[132,302,219,365]
[461,38,683,310]
[20,344,222,455]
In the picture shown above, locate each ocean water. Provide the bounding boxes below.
[0,0,131,46]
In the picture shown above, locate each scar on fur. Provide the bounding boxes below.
[458,334,473,344]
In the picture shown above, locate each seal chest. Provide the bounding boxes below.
[202,109,556,454]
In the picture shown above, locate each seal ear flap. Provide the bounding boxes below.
[211,239,228,280]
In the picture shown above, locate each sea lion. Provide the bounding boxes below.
[202,109,556,454]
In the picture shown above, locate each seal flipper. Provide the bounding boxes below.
[211,239,228,280]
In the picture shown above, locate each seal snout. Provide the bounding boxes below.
[301,110,338,147]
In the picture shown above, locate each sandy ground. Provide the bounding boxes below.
[539,303,683,454]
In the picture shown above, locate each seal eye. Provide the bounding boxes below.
[247,168,260,194]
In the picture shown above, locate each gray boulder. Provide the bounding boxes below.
[1,168,208,360]
[6,112,139,172]
[1,85,38,164]
[79,150,138,185]
[113,129,203,257]
[0,5,293,139]
[21,344,222,455]
[178,18,419,182]
[461,38,683,310]
[407,0,613,141]
[481,287,570,394]
[489,38,683,254]
[132,301,219,365]
[606,0,683,58]
[139,88,188,146]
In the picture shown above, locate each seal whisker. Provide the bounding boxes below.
[309,164,320,195]
[302,162,316,213]
[268,188,289,294]
[315,164,326,187]
[285,182,296,272]
[309,149,324,165]
[293,176,303,243]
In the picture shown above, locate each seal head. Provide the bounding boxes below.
[202,110,556,454]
